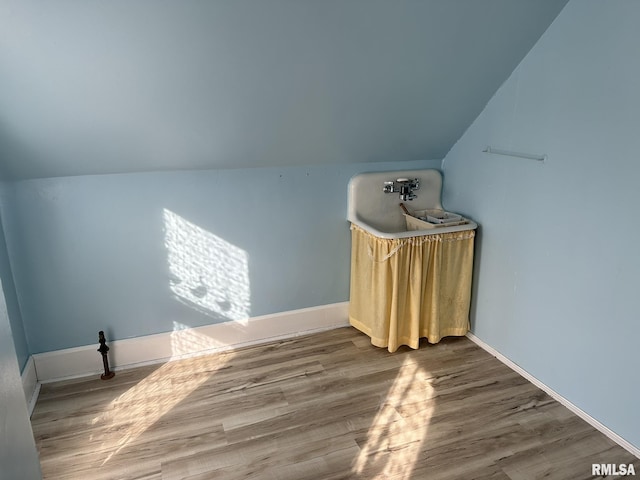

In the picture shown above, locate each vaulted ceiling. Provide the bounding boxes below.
[0,0,568,180]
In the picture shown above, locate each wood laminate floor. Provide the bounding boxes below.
[31,327,638,479]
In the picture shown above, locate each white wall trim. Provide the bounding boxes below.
[33,302,350,384]
[21,356,40,418]
[466,332,640,459]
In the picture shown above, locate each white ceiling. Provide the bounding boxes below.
[0,0,568,180]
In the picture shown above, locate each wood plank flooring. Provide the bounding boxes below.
[31,327,639,479]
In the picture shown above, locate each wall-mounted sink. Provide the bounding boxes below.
[347,169,477,239]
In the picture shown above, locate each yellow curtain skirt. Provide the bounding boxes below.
[349,224,475,353]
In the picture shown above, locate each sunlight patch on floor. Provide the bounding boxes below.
[91,325,231,466]
[353,357,434,478]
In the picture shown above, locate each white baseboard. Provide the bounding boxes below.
[32,302,350,384]
[21,356,40,417]
[466,332,640,459]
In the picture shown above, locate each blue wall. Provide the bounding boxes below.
[4,159,439,354]
[0,185,30,372]
[442,0,639,450]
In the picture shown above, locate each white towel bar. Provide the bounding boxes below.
[483,146,546,162]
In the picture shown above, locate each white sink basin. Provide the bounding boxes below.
[347,169,477,239]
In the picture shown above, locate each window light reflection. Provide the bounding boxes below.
[91,324,229,466]
[163,209,250,324]
[353,358,434,478]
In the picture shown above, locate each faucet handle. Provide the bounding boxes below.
[383,181,395,193]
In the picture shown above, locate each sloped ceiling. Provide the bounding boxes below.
[0,0,568,180]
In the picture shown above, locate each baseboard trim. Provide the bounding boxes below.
[21,356,40,417]
[33,302,350,384]
[466,332,640,459]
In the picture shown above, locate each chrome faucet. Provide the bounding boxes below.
[383,178,419,201]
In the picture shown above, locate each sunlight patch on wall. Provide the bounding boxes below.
[163,209,250,324]
[353,358,434,478]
